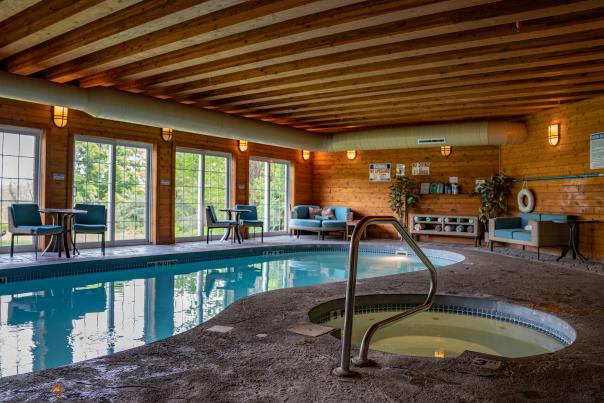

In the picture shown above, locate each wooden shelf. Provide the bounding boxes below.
[409,214,481,239]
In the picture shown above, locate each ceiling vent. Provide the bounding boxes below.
[417,137,446,145]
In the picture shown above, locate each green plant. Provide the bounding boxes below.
[473,171,514,228]
[388,176,419,225]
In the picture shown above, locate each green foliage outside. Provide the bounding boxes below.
[73,140,148,242]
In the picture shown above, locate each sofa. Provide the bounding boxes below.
[488,213,571,259]
[290,205,353,239]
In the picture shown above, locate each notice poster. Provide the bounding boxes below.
[411,162,430,175]
[396,163,405,177]
[369,163,391,182]
[591,132,604,169]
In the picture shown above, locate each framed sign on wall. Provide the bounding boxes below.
[591,132,604,169]
[369,163,391,182]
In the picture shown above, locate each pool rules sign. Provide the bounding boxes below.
[591,132,604,169]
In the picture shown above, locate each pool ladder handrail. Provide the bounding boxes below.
[333,216,438,377]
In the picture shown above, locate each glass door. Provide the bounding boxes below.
[249,158,290,234]
[174,149,230,241]
[0,126,40,250]
[73,136,151,246]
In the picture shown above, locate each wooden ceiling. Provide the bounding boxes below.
[1,0,604,133]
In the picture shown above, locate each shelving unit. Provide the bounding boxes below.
[409,214,482,246]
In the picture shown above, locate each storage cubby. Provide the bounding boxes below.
[409,214,482,246]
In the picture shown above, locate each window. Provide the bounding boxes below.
[174,149,230,240]
[0,126,39,249]
[249,159,290,233]
[73,137,151,245]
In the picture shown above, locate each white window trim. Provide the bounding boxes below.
[73,134,153,247]
[0,125,42,252]
[174,147,232,242]
[249,156,291,235]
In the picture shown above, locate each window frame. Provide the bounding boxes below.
[249,156,291,235]
[0,125,41,252]
[174,147,232,242]
[73,134,153,246]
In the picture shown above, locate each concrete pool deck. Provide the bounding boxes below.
[0,239,603,402]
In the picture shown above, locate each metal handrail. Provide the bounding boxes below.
[333,216,438,377]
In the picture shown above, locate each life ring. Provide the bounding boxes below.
[517,188,535,213]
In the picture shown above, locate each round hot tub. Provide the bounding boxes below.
[309,294,575,359]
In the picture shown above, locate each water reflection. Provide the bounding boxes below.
[0,252,436,376]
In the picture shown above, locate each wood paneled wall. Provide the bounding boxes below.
[0,97,312,245]
[501,95,604,260]
[312,146,500,240]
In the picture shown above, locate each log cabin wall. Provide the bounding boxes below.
[0,97,312,245]
[501,95,604,261]
[311,146,500,241]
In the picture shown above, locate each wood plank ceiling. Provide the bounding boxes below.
[1,0,604,133]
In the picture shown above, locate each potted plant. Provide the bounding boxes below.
[388,176,420,228]
[473,170,514,239]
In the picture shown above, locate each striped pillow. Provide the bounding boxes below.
[322,207,335,219]
[309,207,322,217]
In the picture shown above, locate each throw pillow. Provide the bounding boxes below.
[322,207,335,219]
[309,207,322,217]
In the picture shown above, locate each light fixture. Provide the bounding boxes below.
[434,350,445,359]
[301,150,310,160]
[161,127,173,142]
[238,140,248,152]
[52,106,68,128]
[548,123,560,146]
[440,145,452,157]
[346,150,357,160]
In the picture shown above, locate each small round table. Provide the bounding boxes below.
[39,208,87,258]
[219,208,250,244]
[554,220,598,262]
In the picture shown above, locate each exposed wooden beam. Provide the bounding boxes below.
[229,64,604,113]
[5,0,227,75]
[176,35,604,102]
[144,17,604,98]
[211,48,604,106]
[43,0,372,83]
[0,0,139,57]
[0,0,42,23]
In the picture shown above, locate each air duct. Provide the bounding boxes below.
[0,71,526,150]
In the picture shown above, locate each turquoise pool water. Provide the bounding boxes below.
[0,250,456,377]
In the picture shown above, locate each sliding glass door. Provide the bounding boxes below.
[0,126,40,249]
[73,136,151,245]
[249,158,290,234]
[174,149,230,240]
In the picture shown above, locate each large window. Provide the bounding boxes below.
[73,137,151,245]
[249,159,290,233]
[0,126,39,249]
[174,149,230,240]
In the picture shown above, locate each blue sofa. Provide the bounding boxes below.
[488,213,571,259]
[290,205,352,239]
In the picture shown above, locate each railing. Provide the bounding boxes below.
[333,216,438,377]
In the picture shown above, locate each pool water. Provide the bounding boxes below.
[0,251,452,377]
[323,310,566,359]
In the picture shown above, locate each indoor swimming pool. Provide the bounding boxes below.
[0,247,461,377]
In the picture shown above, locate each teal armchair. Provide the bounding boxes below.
[205,205,236,244]
[72,204,107,256]
[236,204,264,242]
[8,203,64,258]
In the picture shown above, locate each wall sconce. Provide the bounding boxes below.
[52,106,68,128]
[301,150,310,160]
[548,124,560,146]
[440,145,452,157]
[346,150,357,160]
[238,140,248,152]
[161,128,173,142]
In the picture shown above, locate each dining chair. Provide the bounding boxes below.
[72,204,107,256]
[8,203,64,259]
[235,204,264,243]
[205,205,236,244]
